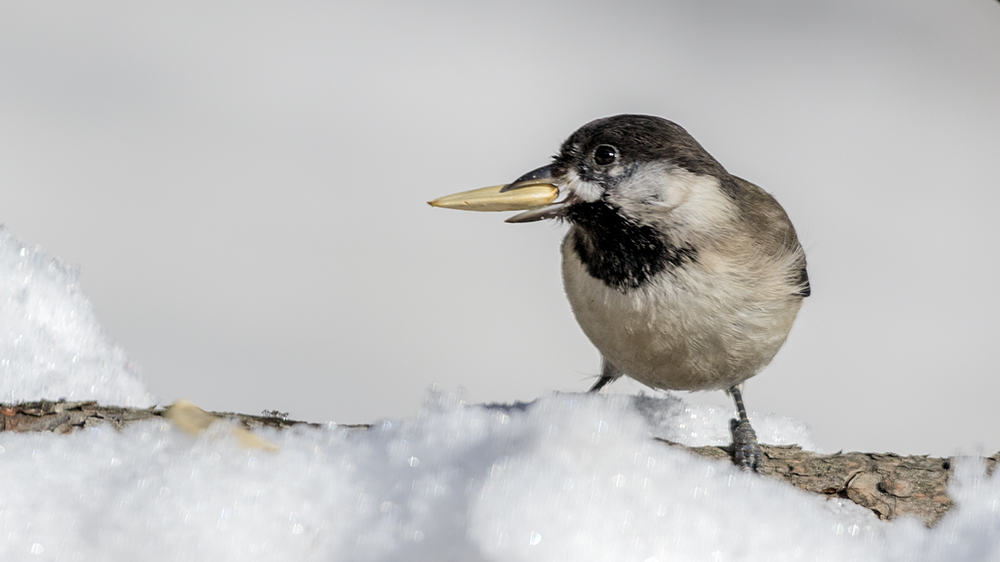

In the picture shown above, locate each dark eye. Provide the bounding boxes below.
[593,144,617,166]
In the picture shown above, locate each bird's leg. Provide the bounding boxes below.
[588,357,622,393]
[728,385,763,472]
[588,376,614,393]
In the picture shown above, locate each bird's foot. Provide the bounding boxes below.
[729,417,763,472]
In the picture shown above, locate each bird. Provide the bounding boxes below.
[435,114,809,470]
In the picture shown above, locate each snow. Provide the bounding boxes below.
[2,229,999,561]
[0,229,151,407]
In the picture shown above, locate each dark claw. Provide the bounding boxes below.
[729,417,763,472]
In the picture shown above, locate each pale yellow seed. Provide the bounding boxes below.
[428,183,559,212]
[165,399,279,452]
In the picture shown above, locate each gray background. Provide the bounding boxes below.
[2,0,998,455]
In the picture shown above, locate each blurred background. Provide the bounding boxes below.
[1,0,998,456]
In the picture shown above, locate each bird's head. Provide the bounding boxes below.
[503,115,736,237]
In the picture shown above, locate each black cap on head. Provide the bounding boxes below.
[553,115,728,181]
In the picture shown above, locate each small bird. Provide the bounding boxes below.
[435,115,809,470]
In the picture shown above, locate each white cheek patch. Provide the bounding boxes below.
[608,162,736,230]
[617,162,677,207]
[603,161,682,215]
[563,169,603,203]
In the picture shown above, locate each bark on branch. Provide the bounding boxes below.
[2,400,995,527]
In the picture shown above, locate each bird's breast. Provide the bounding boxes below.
[561,233,802,391]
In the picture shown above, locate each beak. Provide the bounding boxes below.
[428,164,559,213]
[499,165,558,192]
[501,165,568,223]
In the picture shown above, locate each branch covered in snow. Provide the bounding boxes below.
[2,399,996,528]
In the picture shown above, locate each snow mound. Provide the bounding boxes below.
[0,228,152,406]
[1,390,997,561]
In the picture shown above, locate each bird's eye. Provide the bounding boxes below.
[593,145,617,166]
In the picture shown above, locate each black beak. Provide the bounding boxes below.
[500,165,558,193]
[502,165,568,223]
